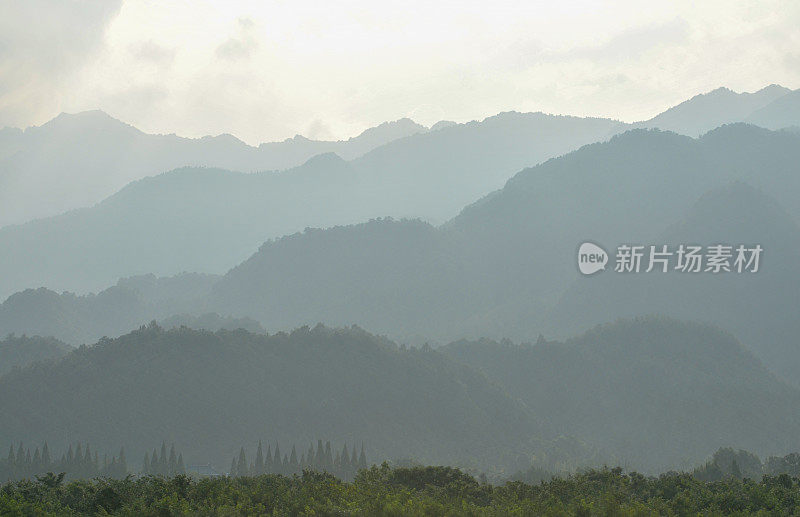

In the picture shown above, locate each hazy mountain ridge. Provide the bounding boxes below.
[633,84,795,136]
[2,84,797,232]
[0,112,627,298]
[3,86,799,301]
[0,324,544,472]
[746,89,800,130]
[0,273,217,344]
[547,182,800,384]
[4,124,800,370]
[203,125,800,340]
[441,317,800,472]
[0,334,70,376]
[0,111,427,227]
[1,318,797,474]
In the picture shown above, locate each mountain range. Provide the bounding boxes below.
[632,84,794,136]
[1,318,797,474]
[2,85,797,224]
[546,182,800,384]
[0,111,427,227]
[2,85,799,299]
[2,123,800,390]
[0,324,543,474]
[0,112,626,297]
[442,317,800,472]
[3,83,800,477]
[207,124,800,370]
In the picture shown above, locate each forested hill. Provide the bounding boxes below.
[5,124,800,371]
[2,318,797,474]
[548,183,800,384]
[0,335,70,376]
[441,317,800,473]
[209,125,800,344]
[0,324,543,473]
[0,111,625,298]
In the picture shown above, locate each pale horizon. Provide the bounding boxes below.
[2,83,792,146]
[2,1,799,145]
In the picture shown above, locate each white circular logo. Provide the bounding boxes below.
[578,242,608,275]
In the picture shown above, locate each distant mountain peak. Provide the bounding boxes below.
[300,151,347,167]
[201,132,248,146]
[348,118,427,144]
[759,83,792,94]
[33,109,139,135]
[706,86,734,96]
[635,84,795,137]
[430,120,457,131]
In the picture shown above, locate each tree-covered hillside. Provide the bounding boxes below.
[2,318,797,475]
[0,273,216,345]
[208,125,800,354]
[549,183,800,384]
[0,335,69,376]
[4,465,800,516]
[442,317,800,473]
[0,324,542,473]
[4,125,800,379]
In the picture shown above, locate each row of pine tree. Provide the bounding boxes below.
[1,442,128,482]
[2,440,367,482]
[231,440,367,481]
[141,442,186,477]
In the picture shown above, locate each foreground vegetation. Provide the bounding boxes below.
[2,464,800,516]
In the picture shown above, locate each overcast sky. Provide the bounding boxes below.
[1,0,799,144]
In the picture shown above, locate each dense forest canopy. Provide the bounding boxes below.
[0,335,69,376]
[0,323,541,474]
[1,318,797,476]
[3,464,800,516]
[442,317,800,472]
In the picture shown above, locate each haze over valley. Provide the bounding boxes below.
[3,2,800,500]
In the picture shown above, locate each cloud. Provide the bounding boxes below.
[559,18,691,61]
[305,119,335,140]
[2,1,798,144]
[103,84,169,113]
[216,17,259,61]
[130,40,175,66]
[0,0,123,127]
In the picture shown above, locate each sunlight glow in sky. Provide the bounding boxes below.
[1,0,799,143]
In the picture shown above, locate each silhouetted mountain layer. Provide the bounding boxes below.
[0,274,216,344]
[0,112,626,297]
[1,319,797,473]
[548,183,800,385]
[634,84,794,136]
[442,317,800,473]
[208,125,800,339]
[4,84,799,233]
[0,111,427,227]
[746,89,800,130]
[0,324,542,472]
[3,125,800,383]
[0,335,70,376]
